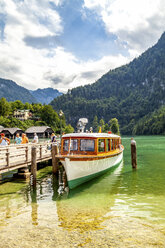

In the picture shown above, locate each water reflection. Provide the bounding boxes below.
[1,135,165,236]
[0,180,28,227]
[52,175,58,201]
[30,186,38,226]
[56,162,123,232]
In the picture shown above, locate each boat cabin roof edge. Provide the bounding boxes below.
[62,132,120,139]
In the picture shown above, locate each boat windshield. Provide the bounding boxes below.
[80,139,95,152]
[70,139,78,151]
[63,139,69,151]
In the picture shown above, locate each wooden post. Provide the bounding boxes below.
[51,144,59,174]
[131,138,137,169]
[31,146,37,186]
[40,144,42,159]
[6,148,9,167]
[25,146,28,162]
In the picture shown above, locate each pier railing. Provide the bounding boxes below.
[0,143,52,173]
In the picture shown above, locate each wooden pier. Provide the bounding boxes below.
[0,142,56,175]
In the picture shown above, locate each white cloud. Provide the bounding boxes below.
[84,0,165,54]
[0,0,62,87]
[46,52,129,92]
[1,0,164,94]
[0,0,130,93]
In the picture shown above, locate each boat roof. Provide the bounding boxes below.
[62,132,120,138]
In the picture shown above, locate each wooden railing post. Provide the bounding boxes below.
[40,144,42,159]
[51,144,59,174]
[6,148,10,167]
[31,146,37,186]
[25,146,28,162]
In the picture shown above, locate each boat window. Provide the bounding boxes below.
[63,139,69,151]
[106,139,110,152]
[70,139,78,151]
[114,139,117,149]
[98,139,105,152]
[80,139,95,151]
[111,139,114,150]
[117,139,119,148]
[114,139,116,149]
[115,139,118,149]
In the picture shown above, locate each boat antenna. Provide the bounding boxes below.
[77,118,88,133]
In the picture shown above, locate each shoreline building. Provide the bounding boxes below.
[13,110,32,121]
[25,126,54,139]
[1,128,23,139]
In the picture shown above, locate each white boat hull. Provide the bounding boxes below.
[61,152,123,189]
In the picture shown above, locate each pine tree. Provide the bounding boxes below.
[92,115,98,132]
[99,119,105,132]
[109,118,120,135]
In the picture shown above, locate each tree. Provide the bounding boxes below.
[24,102,32,110]
[34,121,47,126]
[64,124,74,134]
[109,118,120,135]
[99,119,105,132]
[41,105,58,125]
[11,100,24,110]
[92,115,98,132]
[0,97,10,117]
[104,123,109,132]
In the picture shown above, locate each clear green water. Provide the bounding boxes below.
[0,136,165,246]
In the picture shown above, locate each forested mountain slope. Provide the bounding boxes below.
[51,32,165,134]
[133,106,165,135]
[0,78,36,103]
[30,88,63,104]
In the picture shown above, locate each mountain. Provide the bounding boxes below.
[133,105,165,135]
[30,88,63,104]
[0,78,36,103]
[50,32,165,134]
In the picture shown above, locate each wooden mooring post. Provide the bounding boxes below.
[51,144,59,174]
[131,138,137,169]
[31,146,37,186]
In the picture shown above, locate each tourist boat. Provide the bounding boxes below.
[56,132,124,189]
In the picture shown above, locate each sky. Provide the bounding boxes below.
[0,0,165,93]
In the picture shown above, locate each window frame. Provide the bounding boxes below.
[98,138,105,153]
[80,139,95,152]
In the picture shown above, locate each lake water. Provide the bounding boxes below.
[0,136,165,247]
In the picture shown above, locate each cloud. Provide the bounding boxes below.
[84,0,165,54]
[24,35,63,49]
[0,0,63,87]
[45,73,77,86]
[80,71,97,79]
[42,52,129,92]
[0,0,129,93]
[0,0,164,94]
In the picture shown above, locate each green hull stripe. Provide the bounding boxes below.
[68,160,122,189]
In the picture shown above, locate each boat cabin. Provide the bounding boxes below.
[61,133,121,156]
